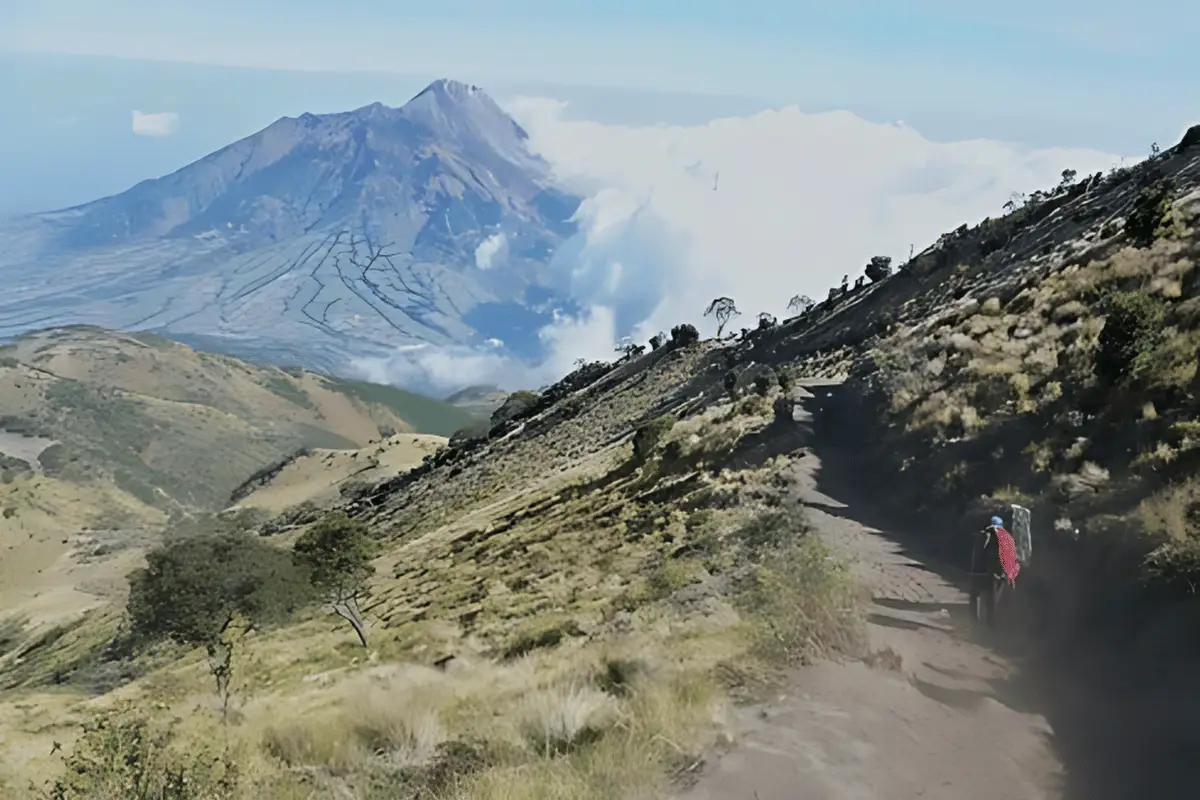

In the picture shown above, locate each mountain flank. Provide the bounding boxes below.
[0,79,583,379]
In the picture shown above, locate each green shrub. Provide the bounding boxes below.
[632,414,677,463]
[1124,177,1176,248]
[737,529,864,666]
[45,712,239,800]
[1094,292,1165,384]
[670,323,700,348]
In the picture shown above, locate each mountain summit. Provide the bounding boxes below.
[0,80,582,379]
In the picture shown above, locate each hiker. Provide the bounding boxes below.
[968,515,1021,626]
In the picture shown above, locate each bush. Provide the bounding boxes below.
[736,521,864,666]
[45,712,239,800]
[723,370,739,400]
[632,414,677,463]
[669,323,700,348]
[865,255,892,283]
[1094,292,1165,384]
[1124,177,1176,248]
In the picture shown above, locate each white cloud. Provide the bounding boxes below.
[351,306,617,396]
[360,97,1130,395]
[509,96,1130,340]
[130,109,180,137]
[474,232,508,269]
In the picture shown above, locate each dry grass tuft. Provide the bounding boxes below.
[517,683,618,756]
[1138,477,1200,544]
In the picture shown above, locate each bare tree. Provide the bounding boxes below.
[787,295,814,315]
[704,297,741,337]
[615,337,644,359]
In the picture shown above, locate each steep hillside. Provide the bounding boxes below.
[230,432,447,515]
[0,79,582,374]
[0,325,469,631]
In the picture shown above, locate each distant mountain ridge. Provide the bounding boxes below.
[0,79,583,383]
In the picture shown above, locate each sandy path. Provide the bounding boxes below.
[676,382,1064,800]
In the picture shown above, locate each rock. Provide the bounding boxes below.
[1179,124,1200,151]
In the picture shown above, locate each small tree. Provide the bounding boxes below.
[787,295,814,315]
[704,297,740,337]
[864,256,892,283]
[1059,168,1077,190]
[1095,292,1165,384]
[614,336,644,359]
[293,513,377,648]
[757,312,777,330]
[127,533,313,720]
[648,331,666,350]
[670,323,700,348]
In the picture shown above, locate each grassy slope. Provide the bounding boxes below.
[321,376,478,436]
[0,326,473,646]
[0,341,863,799]
[767,134,1200,630]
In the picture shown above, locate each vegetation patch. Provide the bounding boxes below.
[322,376,476,436]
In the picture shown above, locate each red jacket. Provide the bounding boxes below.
[990,526,1021,585]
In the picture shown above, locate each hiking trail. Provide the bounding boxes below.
[676,380,1064,800]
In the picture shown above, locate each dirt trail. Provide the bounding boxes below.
[677,382,1064,800]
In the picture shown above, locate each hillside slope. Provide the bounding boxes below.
[0,325,469,630]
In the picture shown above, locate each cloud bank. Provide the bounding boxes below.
[355,98,1129,396]
[131,110,180,137]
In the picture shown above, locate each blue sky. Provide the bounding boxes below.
[4,0,1196,117]
[0,0,1196,214]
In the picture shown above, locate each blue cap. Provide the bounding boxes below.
[990,516,1004,527]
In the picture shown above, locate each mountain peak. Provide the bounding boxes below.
[411,79,486,104]
[398,77,532,155]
